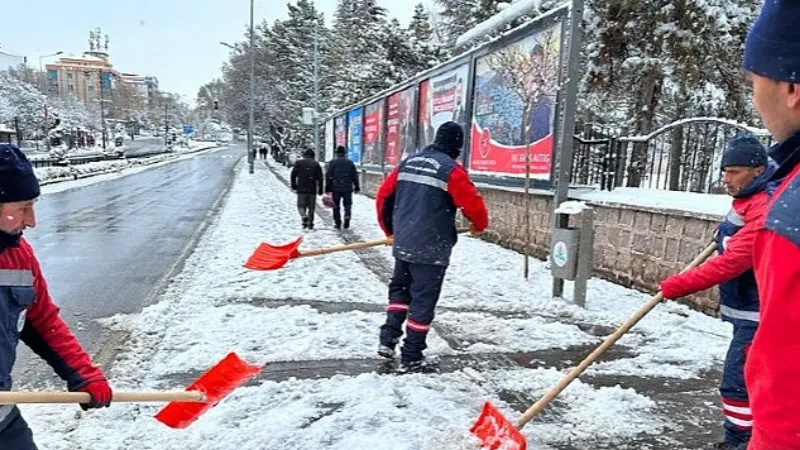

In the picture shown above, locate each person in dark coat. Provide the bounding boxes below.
[290,149,323,229]
[661,135,774,450]
[325,145,361,230]
[375,122,489,372]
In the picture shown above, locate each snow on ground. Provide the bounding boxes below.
[22,159,731,449]
[38,144,222,195]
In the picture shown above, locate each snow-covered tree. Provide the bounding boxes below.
[0,71,48,139]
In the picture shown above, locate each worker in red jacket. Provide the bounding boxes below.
[661,135,773,450]
[376,122,489,372]
[0,144,112,449]
[740,1,800,448]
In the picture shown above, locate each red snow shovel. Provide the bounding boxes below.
[244,236,393,271]
[470,241,718,449]
[0,352,262,429]
[245,228,475,271]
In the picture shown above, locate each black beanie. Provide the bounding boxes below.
[303,149,316,159]
[434,122,464,153]
[0,144,40,203]
[721,134,768,169]
[335,145,346,155]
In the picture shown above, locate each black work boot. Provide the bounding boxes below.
[344,218,351,229]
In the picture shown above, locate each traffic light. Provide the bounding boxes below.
[214,100,219,110]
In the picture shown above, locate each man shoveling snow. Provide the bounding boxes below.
[375,122,489,372]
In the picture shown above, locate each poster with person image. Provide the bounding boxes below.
[418,63,470,160]
[384,86,417,167]
[363,99,385,165]
[347,107,363,164]
[334,115,347,150]
[469,22,562,177]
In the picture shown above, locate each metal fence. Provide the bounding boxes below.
[570,118,773,193]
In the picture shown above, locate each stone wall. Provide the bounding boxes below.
[358,170,720,315]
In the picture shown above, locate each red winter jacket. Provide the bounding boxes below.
[660,181,770,323]
[747,159,800,450]
[0,238,106,390]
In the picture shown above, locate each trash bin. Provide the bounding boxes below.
[550,201,595,307]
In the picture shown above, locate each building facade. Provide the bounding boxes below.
[45,52,119,105]
[0,50,25,72]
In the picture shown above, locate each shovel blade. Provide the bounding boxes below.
[470,402,527,450]
[155,352,263,429]
[244,237,303,271]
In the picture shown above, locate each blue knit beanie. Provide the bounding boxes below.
[0,144,40,203]
[743,0,800,82]
[721,134,768,169]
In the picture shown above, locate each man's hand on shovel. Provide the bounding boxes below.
[1,352,262,429]
[469,241,718,450]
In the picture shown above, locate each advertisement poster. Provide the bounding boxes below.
[418,63,471,151]
[334,115,347,150]
[324,119,335,162]
[347,107,363,164]
[469,22,562,177]
[384,86,418,166]
[363,100,385,165]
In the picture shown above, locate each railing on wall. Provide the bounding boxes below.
[570,118,772,193]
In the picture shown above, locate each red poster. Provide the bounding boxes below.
[470,123,554,175]
[417,79,430,145]
[363,100,383,164]
[385,93,402,166]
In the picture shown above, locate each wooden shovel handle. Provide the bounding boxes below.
[515,241,718,428]
[296,229,473,258]
[298,239,392,257]
[0,390,205,404]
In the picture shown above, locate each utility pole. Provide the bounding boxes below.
[164,101,169,149]
[247,0,256,174]
[313,18,320,159]
[99,77,107,150]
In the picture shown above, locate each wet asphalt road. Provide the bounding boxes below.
[14,145,244,384]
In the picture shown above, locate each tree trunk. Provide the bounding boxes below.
[626,66,662,187]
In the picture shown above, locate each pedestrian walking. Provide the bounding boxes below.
[290,149,323,230]
[325,145,360,230]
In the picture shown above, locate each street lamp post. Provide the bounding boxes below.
[38,51,63,93]
[247,0,256,174]
[313,19,320,159]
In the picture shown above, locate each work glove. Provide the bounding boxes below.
[385,234,393,247]
[659,275,689,301]
[469,222,484,236]
[71,378,113,411]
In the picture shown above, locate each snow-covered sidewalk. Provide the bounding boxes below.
[22,158,731,450]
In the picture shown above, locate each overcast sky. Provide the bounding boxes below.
[1,0,435,105]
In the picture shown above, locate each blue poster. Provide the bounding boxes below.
[347,107,363,164]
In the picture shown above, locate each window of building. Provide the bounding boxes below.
[68,85,74,92]
[67,72,73,79]
[88,85,94,92]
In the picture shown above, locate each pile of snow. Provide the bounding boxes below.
[34,143,220,184]
[554,200,591,215]
[573,187,731,218]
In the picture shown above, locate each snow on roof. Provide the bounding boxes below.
[0,124,16,134]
